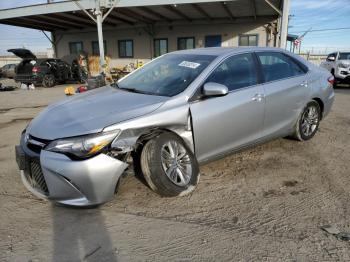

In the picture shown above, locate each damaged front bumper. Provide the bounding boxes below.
[16,133,128,207]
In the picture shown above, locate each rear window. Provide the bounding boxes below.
[257,52,306,82]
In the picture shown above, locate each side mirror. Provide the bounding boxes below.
[203,82,229,97]
[327,56,335,61]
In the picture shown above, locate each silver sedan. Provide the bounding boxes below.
[15,47,334,206]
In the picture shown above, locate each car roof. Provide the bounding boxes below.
[171,47,287,57]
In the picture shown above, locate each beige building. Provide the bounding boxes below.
[0,0,287,68]
[56,20,278,68]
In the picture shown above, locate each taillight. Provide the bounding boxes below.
[32,66,40,73]
[327,76,335,86]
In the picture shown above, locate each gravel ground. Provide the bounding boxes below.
[0,79,350,261]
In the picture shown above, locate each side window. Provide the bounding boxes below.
[206,53,257,91]
[257,52,306,82]
[326,53,336,61]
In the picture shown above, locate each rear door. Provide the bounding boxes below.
[255,52,309,137]
[190,53,265,162]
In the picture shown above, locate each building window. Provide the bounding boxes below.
[69,41,83,55]
[154,38,168,57]
[239,34,258,46]
[118,40,133,58]
[91,41,107,56]
[178,37,195,50]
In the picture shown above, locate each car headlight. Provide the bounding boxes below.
[338,62,350,68]
[45,130,120,158]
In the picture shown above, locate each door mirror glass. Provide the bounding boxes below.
[327,56,335,61]
[203,82,228,97]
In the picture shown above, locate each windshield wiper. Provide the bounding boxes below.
[118,87,155,95]
[111,82,119,88]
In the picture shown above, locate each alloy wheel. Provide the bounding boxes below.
[161,140,192,186]
[301,105,319,137]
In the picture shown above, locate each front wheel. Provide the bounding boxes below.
[140,133,200,197]
[293,101,321,141]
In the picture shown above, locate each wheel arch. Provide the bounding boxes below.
[312,97,324,119]
[135,127,194,155]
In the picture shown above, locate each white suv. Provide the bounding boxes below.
[320,52,350,86]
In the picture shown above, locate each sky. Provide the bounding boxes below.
[0,0,349,55]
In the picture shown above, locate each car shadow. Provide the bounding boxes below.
[51,204,117,262]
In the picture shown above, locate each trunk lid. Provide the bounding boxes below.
[7,48,36,60]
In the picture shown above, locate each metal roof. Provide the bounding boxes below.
[0,0,282,32]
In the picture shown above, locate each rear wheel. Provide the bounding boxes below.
[140,133,200,197]
[42,74,55,88]
[293,101,321,141]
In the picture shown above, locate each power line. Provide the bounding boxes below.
[290,27,350,34]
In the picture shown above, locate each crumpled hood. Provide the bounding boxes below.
[27,86,168,140]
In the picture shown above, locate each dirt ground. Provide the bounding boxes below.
[0,79,350,262]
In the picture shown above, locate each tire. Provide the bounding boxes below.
[293,100,321,141]
[42,74,55,88]
[140,132,200,197]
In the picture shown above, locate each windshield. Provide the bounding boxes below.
[118,54,216,96]
[338,52,350,60]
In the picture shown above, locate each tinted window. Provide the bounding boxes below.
[206,53,257,91]
[69,42,83,55]
[339,52,350,60]
[118,40,133,58]
[154,38,168,57]
[118,54,216,97]
[178,37,195,50]
[257,52,306,82]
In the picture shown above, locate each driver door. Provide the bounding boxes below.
[189,53,265,163]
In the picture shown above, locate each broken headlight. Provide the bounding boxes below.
[45,130,120,159]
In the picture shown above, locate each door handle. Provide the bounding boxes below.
[252,93,264,102]
[300,81,308,87]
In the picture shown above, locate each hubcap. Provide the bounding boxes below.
[301,105,319,137]
[161,140,192,186]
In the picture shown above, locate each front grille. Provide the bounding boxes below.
[24,159,49,195]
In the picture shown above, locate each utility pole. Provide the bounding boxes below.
[95,0,106,71]
[280,0,290,49]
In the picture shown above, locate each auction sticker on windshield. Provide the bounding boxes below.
[179,61,201,69]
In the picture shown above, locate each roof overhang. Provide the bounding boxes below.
[0,0,281,32]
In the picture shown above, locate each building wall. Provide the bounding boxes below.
[55,20,276,69]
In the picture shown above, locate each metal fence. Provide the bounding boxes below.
[0,57,21,67]
[299,53,327,66]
